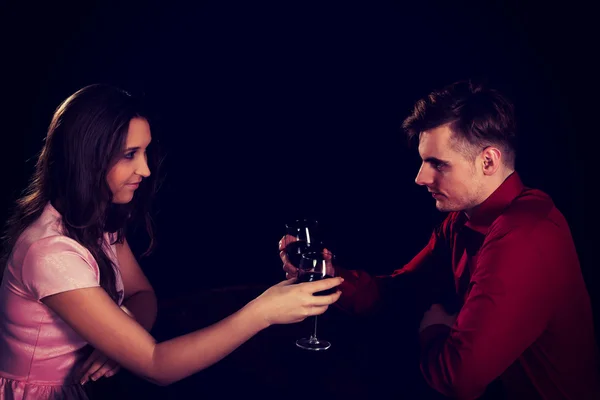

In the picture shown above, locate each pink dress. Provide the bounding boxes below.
[0,203,124,399]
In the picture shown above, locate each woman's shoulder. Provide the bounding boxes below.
[5,205,102,299]
[12,204,95,269]
[21,202,64,238]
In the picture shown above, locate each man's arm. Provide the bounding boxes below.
[419,221,566,399]
[335,225,450,316]
[280,214,456,317]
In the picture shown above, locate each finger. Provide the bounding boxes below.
[285,271,298,280]
[278,234,297,251]
[280,250,297,270]
[275,277,297,286]
[322,248,333,261]
[283,263,298,276]
[90,363,114,382]
[307,305,330,316]
[299,277,343,293]
[104,365,121,378]
[285,271,299,280]
[281,252,298,275]
[279,250,293,266]
[87,359,107,376]
[80,361,104,384]
[307,290,342,306]
[81,358,107,383]
[76,349,102,377]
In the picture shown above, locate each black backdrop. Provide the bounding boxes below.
[0,1,592,307]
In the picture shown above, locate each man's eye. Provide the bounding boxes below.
[434,162,446,171]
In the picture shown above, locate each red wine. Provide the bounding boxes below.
[297,272,337,296]
[297,271,325,283]
[285,241,309,267]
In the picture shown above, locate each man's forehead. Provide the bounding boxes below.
[418,128,454,155]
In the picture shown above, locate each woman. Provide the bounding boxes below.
[0,84,342,399]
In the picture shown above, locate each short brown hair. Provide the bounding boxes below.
[402,80,518,168]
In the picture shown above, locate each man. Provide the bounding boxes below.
[280,80,599,399]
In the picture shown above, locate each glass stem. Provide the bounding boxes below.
[311,316,318,341]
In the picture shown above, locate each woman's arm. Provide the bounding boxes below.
[43,276,343,386]
[115,239,157,331]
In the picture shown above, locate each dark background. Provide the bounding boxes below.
[0,1,594,396]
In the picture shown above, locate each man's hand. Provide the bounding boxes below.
[419,303,457,332]
[278,235,335,278]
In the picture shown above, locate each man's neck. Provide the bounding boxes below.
[463,169,515,219]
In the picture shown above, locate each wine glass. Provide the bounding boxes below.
[284,218,323,268]
[295,251,335,351]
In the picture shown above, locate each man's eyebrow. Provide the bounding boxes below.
[423,157,449,164]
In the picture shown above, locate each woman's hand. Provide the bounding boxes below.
[250,276,343,326]
[78,348,120,385]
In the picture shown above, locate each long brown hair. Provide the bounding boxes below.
[0,84,163,301]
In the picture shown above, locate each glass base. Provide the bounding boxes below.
[295,337,331,351]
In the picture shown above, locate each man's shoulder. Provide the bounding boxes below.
[491,187,569,238]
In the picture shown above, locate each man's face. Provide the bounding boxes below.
[415,124,485,213]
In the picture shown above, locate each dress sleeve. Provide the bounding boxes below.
[21,236,101,300]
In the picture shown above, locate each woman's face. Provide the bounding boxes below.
[106,118,152,204]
